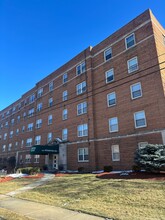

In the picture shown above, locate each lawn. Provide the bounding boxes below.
[14,174,165,220]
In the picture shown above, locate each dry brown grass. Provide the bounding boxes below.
[0,208,32,220]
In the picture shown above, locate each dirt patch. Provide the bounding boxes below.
[55,173,71,177]
[96,172,165,180]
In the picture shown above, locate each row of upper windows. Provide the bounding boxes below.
[104,33,136,62]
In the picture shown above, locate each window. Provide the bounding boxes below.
[17,116,20,122]
[8,143,12,151]
[107,92,116,107]
[4,133,7,140]
[26,138,32,147]
[125,33,135,49]
[49,81,54,91]
[2,145,6,152]
[28,108,34,117]
[5,122,8,127]
[27,123,33,131]
[37,88,43,98]
[77,102,87,115]
[35,135,41,145]
[22,126,25,133]
[34,155,40,163]
[104,47,112,61]
[105,68,114,83]
[36,119,42,129]
[112,145,120,161]
[63,90,68,101]
[78,124,88,137]
[48,97,53,107]
[23,112,26,119]
[62,109,68,120]
[130,82,142,99]
[15,142,18,148]
[62,128,68,141]
[127,57,138,73]
[11,118,14,125]
[138,142,148,149]
[29,94,35,103]
[12,106,16,112]
[78,148,89,162]
[47,132,52,143]
[134,111,147,128]
[109,117,118,132]
[16,128,19,135]
[25,154,31,163]
[10,131,13,138]
[63,73,68,83]
[48,115,53,125]
[76,81,86,95]
[76,62,86,75]
[21,140,24,147]
[37,103,42,112]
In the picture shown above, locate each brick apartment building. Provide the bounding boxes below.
[0,9,165,172]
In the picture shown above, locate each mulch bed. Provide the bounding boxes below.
[96,172,165,181]
[0,177,14,183]
[24,173,44,178]
[0,173,44,183]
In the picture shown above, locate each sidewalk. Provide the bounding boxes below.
[0,174,105,220]
[0,195,104,220]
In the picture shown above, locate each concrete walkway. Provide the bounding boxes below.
[0,174,105,220]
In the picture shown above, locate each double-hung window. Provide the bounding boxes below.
[78,148,89,162]
[77,102,87,115]
[76,81,86,95]
[48,98,53,107]
[134,111,147,128]
[8,143,12,151]
[62,109,68,120]
[28,108,34,117]
[36,119,42,129]
[48,115,52,125]
[29,94,35,103]
[47,132,52,143]
[25,154,31,163]
[27,123,33,131]
[35,135,41,145]
[104,47,112,61]
[63,90,68,101]
[34,155,40,163]
[77,124,88,137]
[49,81,54,92]
[62,128,68,141]
[37,103,42,112]
[107,92,116,107]
[109,117,118,132]
[130,82,142,99]
[76,62,86,75]
[26,138,32,147]
[128,57,138,73]
[125,33,135,49]
[111,145,120,161]
[10,131,13,138]
[105,68,114,83]
[37,88,43,98]
[63,73,68,83]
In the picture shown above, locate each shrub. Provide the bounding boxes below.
[134,144,165,172]
[17,167,40,175]
[78,167,85,173]
[104,165,113,172]
[132,165,141,172]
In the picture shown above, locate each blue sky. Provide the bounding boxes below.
[0,0,165,110]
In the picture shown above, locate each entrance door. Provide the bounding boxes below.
[53,155,58,169]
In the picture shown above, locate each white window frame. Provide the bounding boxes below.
[48,115,53,125]
[76,61,86,75]
[125,33,136,49]
[134,111,147,128]
[63,73,68,83]
[111,145,120,161]
[130,82,142,100]
[104,47,112,61]
[62,128,68,141]
[62,109,68,120]
[35,135,41,145]
[76,81,86,95]
[105,68,114,83]
[77,102,87,115]
[37,88,43,98]
[47,132,52,143]
[36,119,42,129]
[78,148,89,162]
[109,117,118,133]
[34,155,40,163]
[107,92,116,107]
[63,90,68,101]
[26,138,33,147]
[127,57,138,73]
[49,81,54,91]
[77,124,88,137]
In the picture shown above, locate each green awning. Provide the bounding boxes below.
[30,144,59,155]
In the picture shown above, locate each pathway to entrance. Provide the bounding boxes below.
[0,174,105,220]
